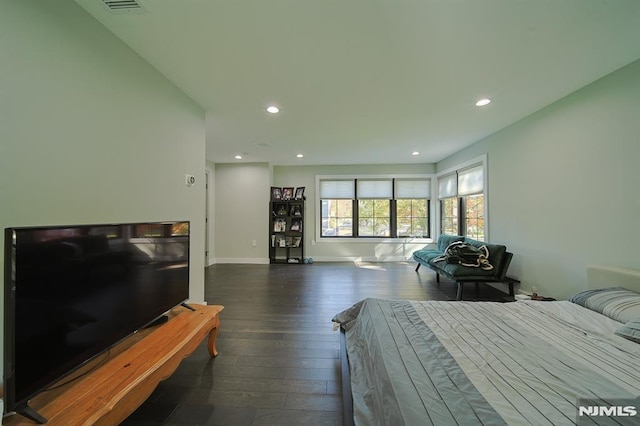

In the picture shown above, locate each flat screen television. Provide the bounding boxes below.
[3,221,190,423]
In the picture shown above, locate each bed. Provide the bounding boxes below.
[333,265,640,425]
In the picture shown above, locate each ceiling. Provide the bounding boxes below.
[75,0,640,166]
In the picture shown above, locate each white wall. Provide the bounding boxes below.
[0,0,207,374]
[210,163,435,263]
[438,58,640,299]
[205,161,217,265]
[213,163,271,263]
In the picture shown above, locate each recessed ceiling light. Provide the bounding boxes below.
[296,154,304,158]
[234,155,242,160]
[475,98,491,107]
[266,105,279,114]
[412,151,420,156]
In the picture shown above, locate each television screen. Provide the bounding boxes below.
[3,221,190,422]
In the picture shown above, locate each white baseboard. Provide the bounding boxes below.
[310,256,413,262]
[210,256,414,264]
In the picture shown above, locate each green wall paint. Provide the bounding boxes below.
[0,0,207,376]
[438,59,640,298]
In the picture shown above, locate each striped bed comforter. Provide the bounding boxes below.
[333,299,640,425]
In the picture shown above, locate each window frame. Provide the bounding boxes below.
[435,155,488,241]
[461,193,485,241]
[320,198,355,237]
[439,196,459,236]
[357,198,391,237]
[317,174,434,242]
[395,198,430,238]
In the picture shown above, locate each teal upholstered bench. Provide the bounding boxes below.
[413,235,518,300]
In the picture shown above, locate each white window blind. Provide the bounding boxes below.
[319,180,355,199]
[357,179,393,199]
[395,179,431,199]
[438,173,457,198]
[458,164,484,196]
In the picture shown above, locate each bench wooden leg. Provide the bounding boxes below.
[456,282,464,300]
[415,263,421,272]
[508,282,515,297]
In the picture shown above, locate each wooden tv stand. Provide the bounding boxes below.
[3,304,223,426]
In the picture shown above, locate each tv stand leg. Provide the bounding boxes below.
[19,404,47,424]
[206,312,221,357]
[181,302,196,311]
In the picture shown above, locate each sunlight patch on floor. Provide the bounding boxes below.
[353,260,387,271]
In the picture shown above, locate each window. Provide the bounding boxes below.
[357,179,392,237]
[462,194,484,240]
[318,176,431,238]
[437,162,486,241]
[320,180,354,236]
[458,164,484,240]
[321,199,353,236]
[395,179,430,237]
[358,199,390,236]
[440,197,458,235]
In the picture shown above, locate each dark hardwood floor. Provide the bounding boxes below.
[122,261,510,425]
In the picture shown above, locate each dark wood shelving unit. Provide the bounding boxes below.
[269,198,304,264]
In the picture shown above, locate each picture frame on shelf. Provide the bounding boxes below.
[276,203,287,216]
[293,236,302,247]
[282,187,294,200]
[290,218,302,232]
[290,204,302,216]
[274,218,286,232]
[271,187,282,200]
[294,187,305,200]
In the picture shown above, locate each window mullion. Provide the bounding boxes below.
[390,179,396,237]
[353,199,358,238]
[390,199,397,237]
[458,196,465,237]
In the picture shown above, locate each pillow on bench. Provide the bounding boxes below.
[413,235,464,264]
[429,238,507,277]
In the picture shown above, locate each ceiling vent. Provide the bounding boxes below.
[100,0,147,14]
